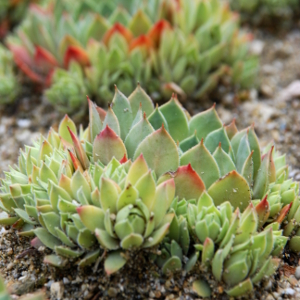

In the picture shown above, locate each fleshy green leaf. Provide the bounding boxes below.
[180,140,220,189]
[208,171,251,211]
[93,125,127,165]
[105,250,127,275]
[134,126,179,177]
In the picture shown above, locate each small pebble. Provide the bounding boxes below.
[284,287,295,296]
[63,277,70,284]
[50,281,64,299]
[16,119,31,128]
[295,266,300,279]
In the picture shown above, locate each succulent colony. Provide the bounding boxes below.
[0,86,299,297]
[229,0,300,27]
[6,0,258,113]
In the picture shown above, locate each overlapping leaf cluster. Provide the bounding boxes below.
[6,0,258,112]
[0,86,298,297]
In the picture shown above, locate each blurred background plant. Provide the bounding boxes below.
[0,44,19,104]
[4,0,258,114]
[0,0,42,39]
[229,0,300,28]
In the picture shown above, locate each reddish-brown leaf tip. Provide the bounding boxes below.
[276,203,292,224]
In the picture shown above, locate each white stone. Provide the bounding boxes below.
[295,266,300,279]
[250,39,265,55]
[50,281,64,300]
[284,287,295,296]
[17,119,31,128]
[278,80,300,102]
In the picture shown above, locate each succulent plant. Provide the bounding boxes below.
[6,3,93,86]
[55,0,144,20]
[44,62,88,115]
[0,86,297,297]
[229,0,300,27]
[190,192,285,297]
[155,195,199,275]
[8,0,257,112]
[77,154,177,274]
[0,45,19,104]
[0,111,176,273]
[0,275,45,300]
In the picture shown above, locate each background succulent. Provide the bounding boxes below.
[55,0,145,20]
[0,45,19,104]
[229,0,300,27]
[0,86,298,297]
[7,0,257,111]
[0,0,40,39]
[44,62,88,116]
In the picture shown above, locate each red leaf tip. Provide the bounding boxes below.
[97,125,119,140]
[137,153,145,160]
[120,154,127,164]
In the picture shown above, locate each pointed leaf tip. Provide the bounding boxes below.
[255,194,270,226]
[276,203,292,224]
[64,45,90,68]
[93,125,127,165]
[170,164,205,200]
[68,150,83,172]
[133,126,179,177]
[103,23,133,45]
[120,154,127,164]
[256,194,268,210]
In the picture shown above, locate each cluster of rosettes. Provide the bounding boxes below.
[0,86,299,297]
[7,0,257,112]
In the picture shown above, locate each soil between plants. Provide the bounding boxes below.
[1,28,300,299]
